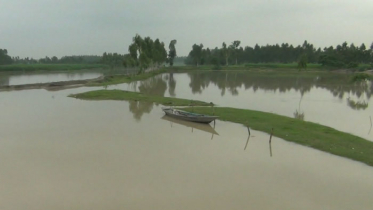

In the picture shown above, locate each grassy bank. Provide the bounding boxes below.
[181,107,373,166]
[69,89,212,106]
[87,68,168,86]
[0,64,109,72]
[70,89,373,166]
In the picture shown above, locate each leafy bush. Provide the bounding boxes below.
[347,62,358,69]
[350,73,371,82]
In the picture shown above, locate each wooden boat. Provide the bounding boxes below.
[161,115,219,135]
[162,107,218,124]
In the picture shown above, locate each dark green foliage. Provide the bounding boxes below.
[167,40,177,66]
[12,55,102,65]
[297,54,308,71]
[0,49,13,65]
[350,73,371,83]
[184,40,373,69]
[319,42,372,69]
[347,62,359,69]
[211,65,222,70]
[124,34,167,74]
[101,52,125,68]
[319,54,345,68]
[187,44,204,66]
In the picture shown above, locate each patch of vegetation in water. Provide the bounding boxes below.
[350,73,372,83]
[181,107,373,167]
[87,68,168,86]
[69,89,212,107]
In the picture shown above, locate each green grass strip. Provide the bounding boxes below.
[69,89,212,106]
[181,107,373,166]
[87,69,168,86]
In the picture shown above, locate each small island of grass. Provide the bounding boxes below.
[69,89,213,107]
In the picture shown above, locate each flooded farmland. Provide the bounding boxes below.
[1,71,373,210]
[111,71,373,141]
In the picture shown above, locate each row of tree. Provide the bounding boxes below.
[4,37,372,70]
[12,55,102,64]
[123,34,177,73]
[185,41,373,68]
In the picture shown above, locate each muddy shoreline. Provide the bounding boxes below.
[0,76,104,92]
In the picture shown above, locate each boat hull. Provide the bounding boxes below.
[162,108,218,124]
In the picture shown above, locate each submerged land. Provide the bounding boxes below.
[1,62,372,166]
[69,66,373,167]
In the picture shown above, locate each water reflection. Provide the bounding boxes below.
[168,73,176,97]
[129,101,154,121]
[244,126,251,150]
[0,71,102,86]
[293,96,305,120]
[269,141,273,157]
[243,127,274,157]
[161,115,219,139]
[0,75,10,86]
[347,97,369,110]
[138,75,167,96]
[187,71,373,110]
[244,134,250,150]
[127,75,178,121]
[2,88,373,209]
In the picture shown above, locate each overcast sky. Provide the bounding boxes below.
[1,0,372,58]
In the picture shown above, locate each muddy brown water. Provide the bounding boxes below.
[1,86,373,209]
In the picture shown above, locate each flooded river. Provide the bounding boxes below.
[110,71,373,141]
[1,71,373,209]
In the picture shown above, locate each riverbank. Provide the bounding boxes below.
[87,69,168,86]
[0,76,104,92]
[70,89,373,167]
[0,64,109,72]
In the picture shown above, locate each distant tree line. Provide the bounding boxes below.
[0,49,13,65]
[12,55,102,64]
[185,40,373,68]
[101,53,125,68]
